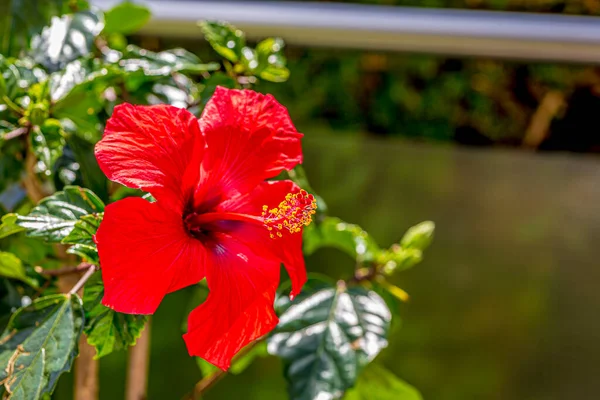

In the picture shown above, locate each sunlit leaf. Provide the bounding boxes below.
[15,186,105,242]
[268,283,391,400]
[0,0,85,57]
[82,272,148,359]
[199,21,245,63]
[31,10,104,72]
[303,217,380,263]
[255,37,290,82]
[0,294,84,399]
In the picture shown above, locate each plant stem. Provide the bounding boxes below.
[68,265,97,295]
[35,262,95,276]
[2,126,28,140]
[23,144,46,203]
[125,319,151,400]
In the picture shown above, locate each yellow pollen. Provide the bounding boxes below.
[261,189,317,238]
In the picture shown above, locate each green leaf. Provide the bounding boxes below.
[50,58,119,104]
[15,186,105,242]
[255,37,290,82]
[0,252,36,287]
[30,121,66,177]
[31,10,104,72]
[62,213,102,264]
[303,217,380,263]
[0,294,84,399]
[400,221,435,251]
[103,1,150,35]
[344,364,422,400]
[120,45,219,81]
[83,272,148,359]
[199,21,245,63]
[268,283,392,400]
[0,214,25,239]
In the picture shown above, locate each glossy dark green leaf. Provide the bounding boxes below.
[15,186,105,242]
[268,283,391,400]
[120,45,219,81]
[103,1,150,35]
[303,217,380,263]
[344,364,422,400]
[83,272,148,359]
[199,21,245,63]
[0,252,36,287]
[62,213,101,264]
[31,10,104,72]
[0,294,84,399]
[255,37,290,83]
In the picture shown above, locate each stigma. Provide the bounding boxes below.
[262,189,317,238]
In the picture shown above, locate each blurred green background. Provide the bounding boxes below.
[49,0,600,398]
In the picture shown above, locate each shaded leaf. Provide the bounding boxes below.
[0,252,36,287]
[268,283,392,400]
[197,341,268,377]
[31,10,104,72]
[15,186,105,242]
[344,364,422,400]
[83,272,147,358]
[103,1,150,35]
[303,217,380,263]
[199,21,245,63]
[0,294,84,399]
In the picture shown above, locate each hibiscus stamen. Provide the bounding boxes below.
[262,189,317,238]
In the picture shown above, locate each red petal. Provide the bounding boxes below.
[183,234,280,370]
[194,87,302,208]
[95,103,204,212]
[218,180,307,299]
[96,197,205,314]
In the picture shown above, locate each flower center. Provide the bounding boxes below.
[262,190,317,239]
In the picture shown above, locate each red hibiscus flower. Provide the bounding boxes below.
[94,87,315,370]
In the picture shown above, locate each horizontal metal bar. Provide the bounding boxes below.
[92,0,600,63]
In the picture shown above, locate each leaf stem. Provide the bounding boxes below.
[68,265,97,295]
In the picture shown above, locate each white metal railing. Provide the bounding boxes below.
[93,0,600,63]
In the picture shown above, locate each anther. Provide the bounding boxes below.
[261,189,317,238]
